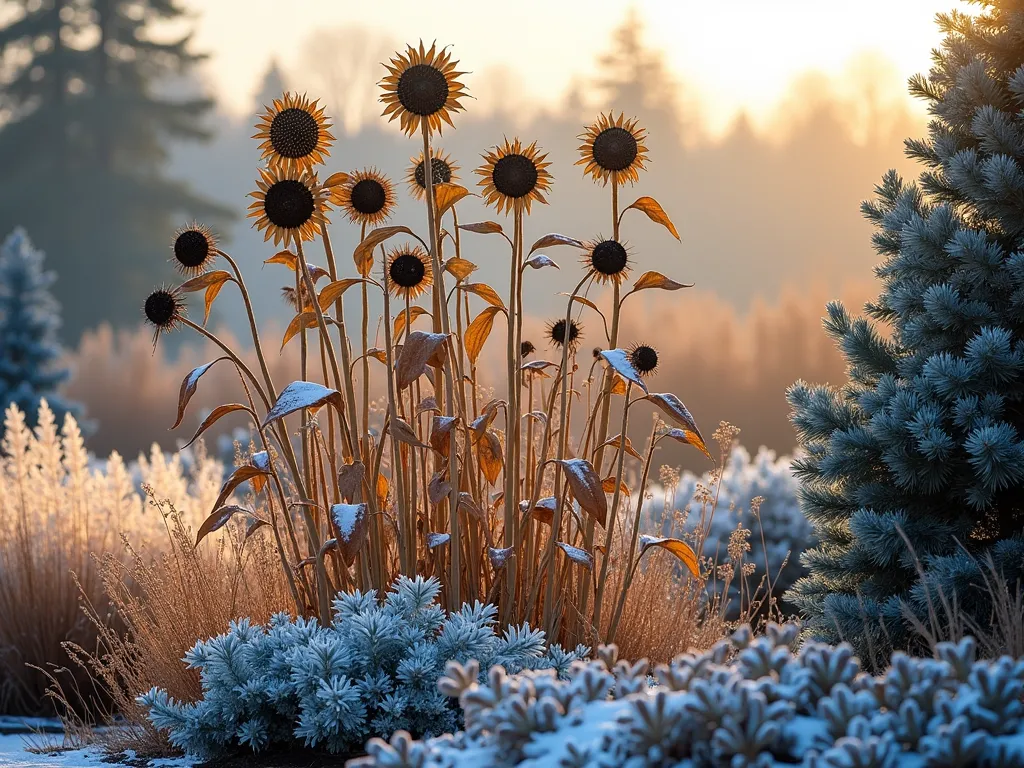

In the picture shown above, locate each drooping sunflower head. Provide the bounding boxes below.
[405,149,459,200]
[171,223,217,276]
[628,342,659,377]
[475,138,552,215]
[254,92,334,173]
[577,112,649,186]
[247,166,330,247]
[333,168,397,227]
[546,318,582,350]
[581,237,631,285]
[386,244,433,300]
[380,40,467,136]
[520,340,535,358]
[143,286,187,344]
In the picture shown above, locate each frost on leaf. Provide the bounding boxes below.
[261,381,343,427]
[427,532,451,549]
[489,546,514,570]
[330,503,368,564]
[599,348,649,394]
[556,542,593,569]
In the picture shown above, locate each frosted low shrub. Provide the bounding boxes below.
[359,625,1024,767]
[138,575,586,758]
[650,445,813,616]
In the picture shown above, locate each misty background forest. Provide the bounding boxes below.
[0,4,920,463]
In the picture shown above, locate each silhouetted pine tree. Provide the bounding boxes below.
[788,2,1024,662]
[0,228,84,430]
[0,0,232,336]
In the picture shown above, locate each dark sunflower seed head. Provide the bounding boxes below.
[592,126,638,172]
[629,344,659,376]
[264,179,315,229]
[173,228,212,271]
[416,157,452,188]
[397,63,449,116]
[492,154,538,199]
[520,340,535,358]
[590,240,628,276]
[547,318,582,348]
[350,178,387,215]
[390,252,427,288]
[144,289,184,329]
[269,107,320,159]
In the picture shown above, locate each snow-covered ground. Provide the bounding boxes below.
[0,722,189,768]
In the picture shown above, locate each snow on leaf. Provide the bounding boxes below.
[489,546,515,570]
[599,349,649,394]
[250,450,271,473]
[261,381,344,428]
[524,254,559,270]
[330,503,368,564]
[556,542,594,569]
[427,532,451,549]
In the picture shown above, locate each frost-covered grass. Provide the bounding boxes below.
[648,445,813,618]
[358,624,1024,767]
[138,576,587,759]
[0,402,227,715]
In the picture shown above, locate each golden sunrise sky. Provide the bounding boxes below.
[182,0,972,133]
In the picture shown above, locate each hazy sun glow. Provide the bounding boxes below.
[182,0,970,132]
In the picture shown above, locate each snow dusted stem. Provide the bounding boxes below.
[593,377,632,635]
[543,272,593,633]
[420,121,461,610]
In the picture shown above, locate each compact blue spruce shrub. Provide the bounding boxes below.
[787,1,1024,662]
[137,576,586,757]
[357,624,1024,767]
[650,445,812,619]
[0,227,84,432]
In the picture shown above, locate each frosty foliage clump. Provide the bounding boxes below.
[358,625,1024,767]
[0,228,84,433]
[650,445,812,616]
[137,575,587,757]
[787,1,1024,661]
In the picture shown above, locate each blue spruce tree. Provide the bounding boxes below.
[788,2,1024,661]
[0,228,84,430]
